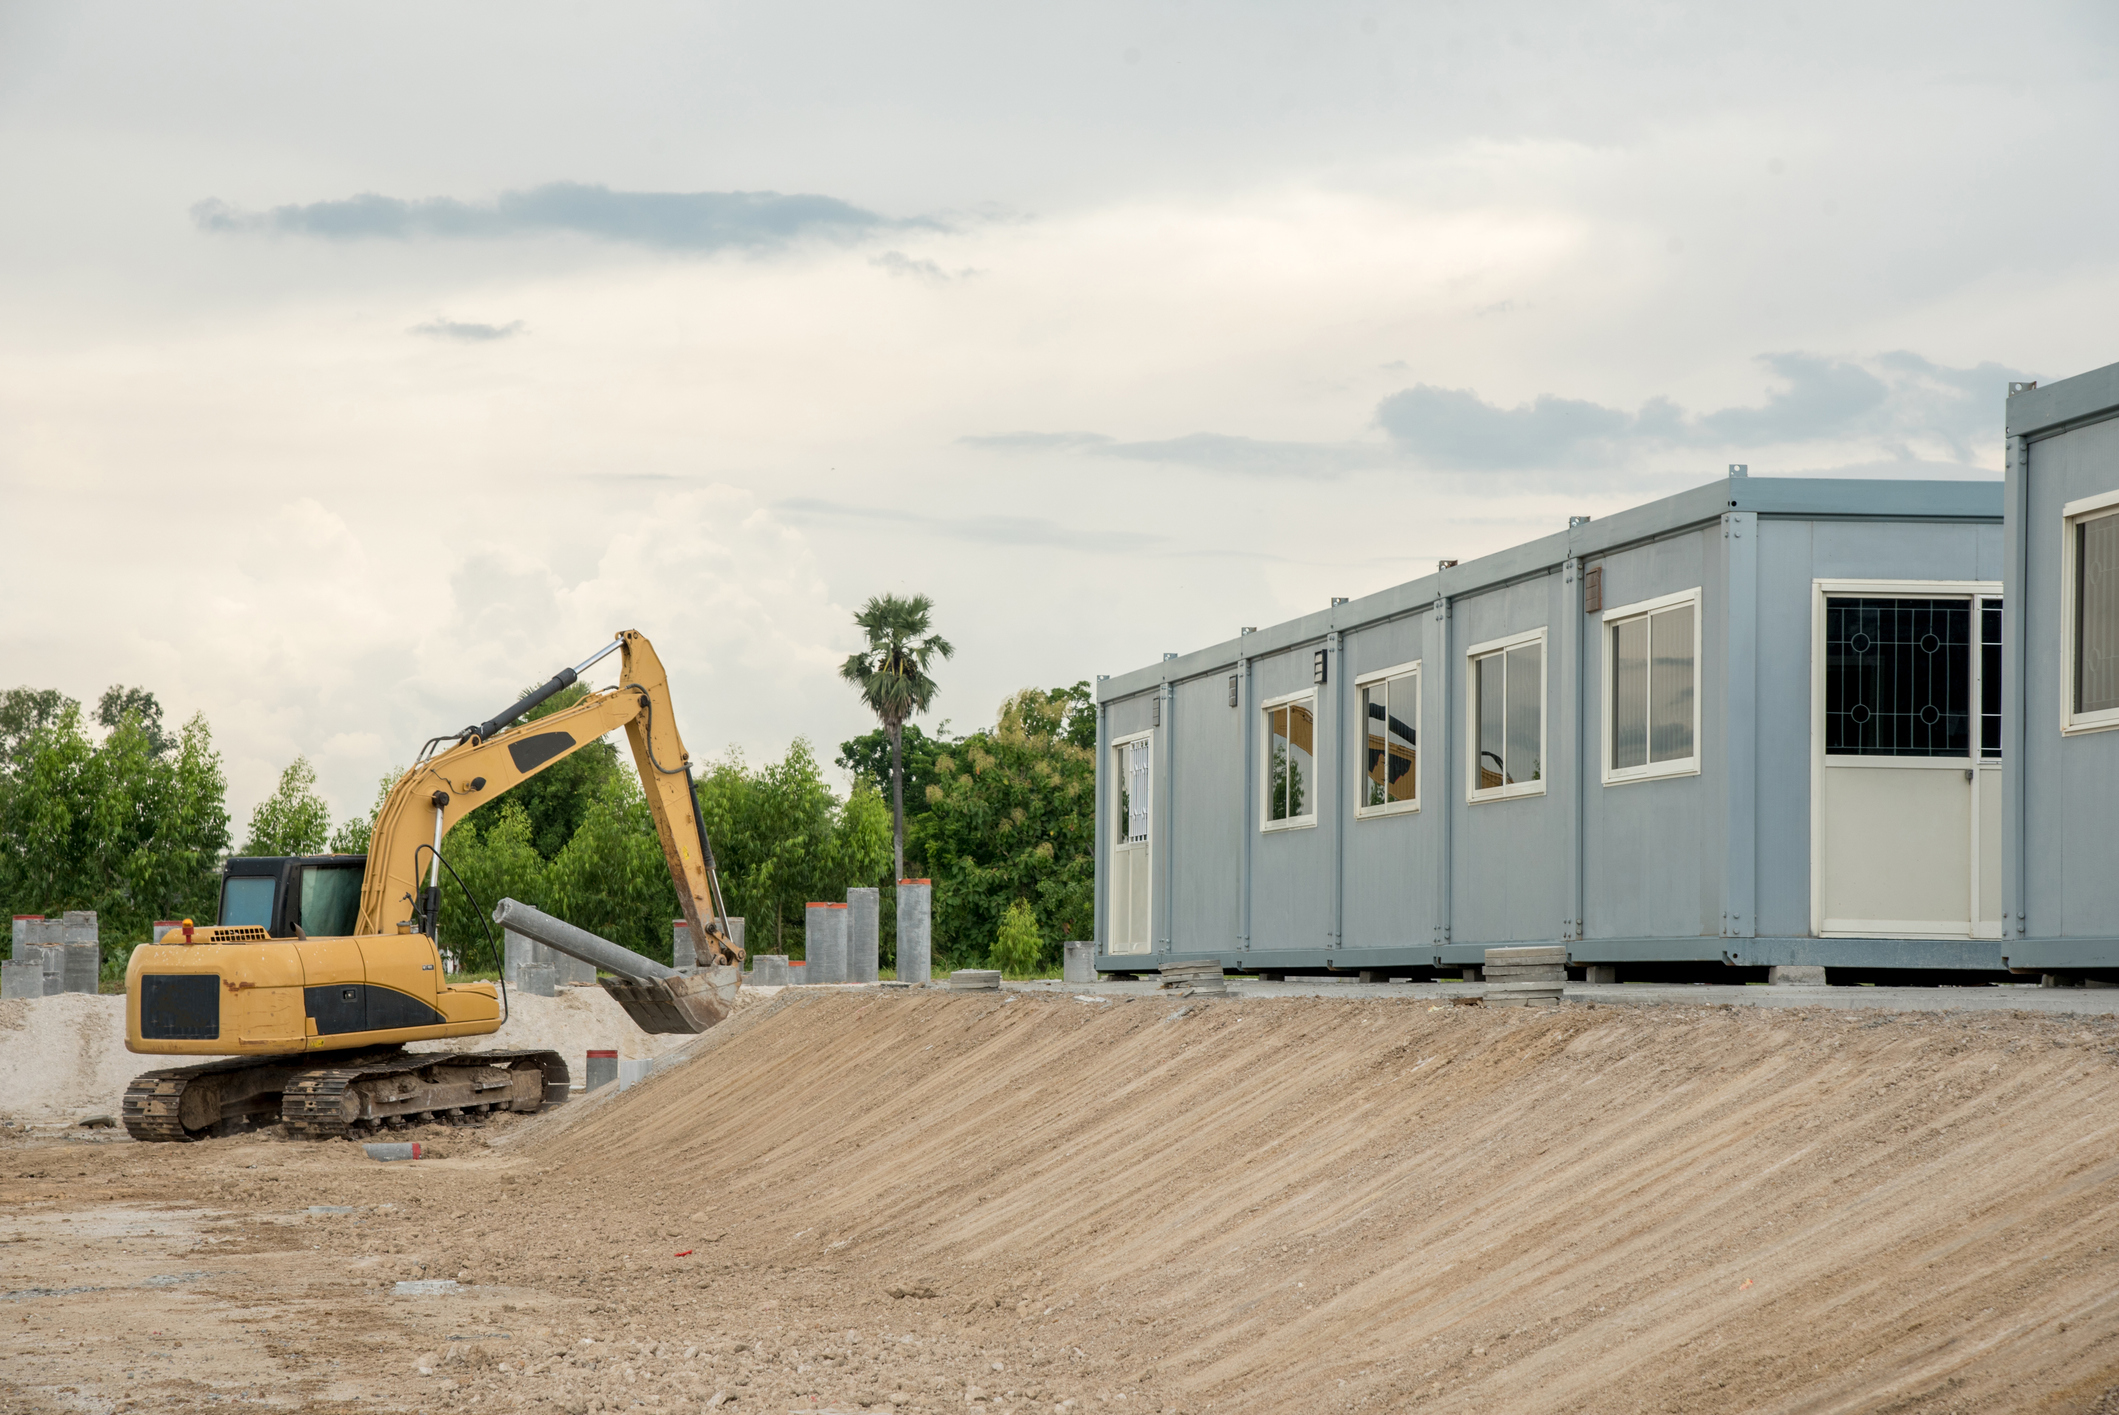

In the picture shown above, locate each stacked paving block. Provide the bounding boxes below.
[1482,946,1567,1007]
[6,913,100,996]
[949,969,1002,992]
[1158,960,1227,995]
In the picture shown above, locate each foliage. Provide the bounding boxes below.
[0,687,76,764]
[834,720,952,828]
[694,739,893,957]
[543,773,681,963]
[326,772,399,855]
[242,755,331,856]
[991,899,1043,977]
[839,593,955,880]
[497,683,623,859]
[434,801,547,971]
[0,699,229,952]
[95,686,171,756]
[911,683,1095,971]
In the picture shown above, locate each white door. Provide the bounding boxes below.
[1813,584,2003,938]
[1108,736,1153,955]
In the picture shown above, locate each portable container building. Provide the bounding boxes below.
[2002,360,2119,979]
[1093,470,2005,980]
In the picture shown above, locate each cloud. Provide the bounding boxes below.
[1375,352,2031,471]
[957,431,1113,451]
[1094,433,1384,479]
[776,497,1158,553]
[963,352,2032,480]
[410,317,524,342]
[871,250,978,282]
[192,181,925,253]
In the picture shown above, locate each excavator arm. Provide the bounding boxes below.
[355,630,741,967]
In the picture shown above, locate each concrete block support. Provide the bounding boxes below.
[1769,965,1828,987]
[846,888,880,983]
[896,879,933,985]
[61,942,99,994]
[1583,965,1618,985]
[1,960,41,1000]
[584,1049,618,1093]
[805,902,849,984]
[1063,941,1096,985]
[747,954,789,986]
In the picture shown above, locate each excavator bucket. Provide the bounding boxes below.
[600,965,741,1035]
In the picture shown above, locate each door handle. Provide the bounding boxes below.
[1964,769,1974,782]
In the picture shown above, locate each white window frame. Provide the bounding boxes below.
[1353,659,1421,818]
[1259,688,1321,832]
[2061,488,2119,735]
[1600,587,1704,786]
[1465,627,1548,803]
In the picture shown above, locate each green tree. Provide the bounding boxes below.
[835,720,952,839]
[0,699,229,957]
[326,771,400,855]
[0,687,75,764]
[499,683,623,859]
[95,686,172,756]
[839,594,954,884]
[243,756,330,856]
[912,683,1095,971]
[434,800,548,972]
[693,740,893,957]
[992,899,1043,978]
[544,773,681,963]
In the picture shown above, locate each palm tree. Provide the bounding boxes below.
[840,594,955,882]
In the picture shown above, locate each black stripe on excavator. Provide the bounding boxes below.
[303,984,447,1035]
[140,975,220,1040]
[507,730,576,774]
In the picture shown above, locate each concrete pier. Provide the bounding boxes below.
[846,888,879,983]
[584,1049,618,1093]
[896,879,932,985]
[805,903,849,984]
[506,926,594,988]
[518,962,557,996]
[1063,941,1095,985]
[747,954,789,986]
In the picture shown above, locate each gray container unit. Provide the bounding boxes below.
[2003,362,2119,979]
[1094,472,2006,980]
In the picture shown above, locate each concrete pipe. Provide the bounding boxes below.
[490,899,673,982]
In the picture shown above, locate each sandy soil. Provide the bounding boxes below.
[4,990,2119,1414]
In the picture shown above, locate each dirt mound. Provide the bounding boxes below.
[0,984,713,1126]
[524,990,2119,1413]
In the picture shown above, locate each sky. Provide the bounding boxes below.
[2,1,2116,834]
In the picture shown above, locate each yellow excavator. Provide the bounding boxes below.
[122,630,744,1142]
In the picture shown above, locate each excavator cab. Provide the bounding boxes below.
[218,855,367,939]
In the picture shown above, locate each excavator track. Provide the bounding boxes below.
[281,1049,568,1140]
[120,1049,569,1143]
